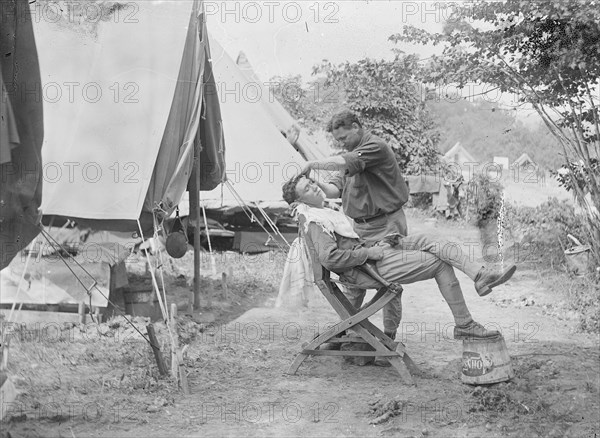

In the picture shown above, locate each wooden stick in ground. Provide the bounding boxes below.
[146,324,168,376]
[170,304,179,379]
[170,304,190,395]
[78,302,86,324]
[221,272,228,300]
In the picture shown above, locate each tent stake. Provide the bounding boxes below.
[78,302,86,324]
[170,303,190,395]
[146,324,168,376]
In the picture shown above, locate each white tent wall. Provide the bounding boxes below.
[198,38,306,207]
[235,51,333,162]
[36,1,199,222]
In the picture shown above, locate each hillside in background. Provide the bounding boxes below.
[271,74,565,172]
[428,98,564,170]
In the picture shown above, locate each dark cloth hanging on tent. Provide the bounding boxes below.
[197,21,226,192]
[0,0,44,270]
[144,5,225,220]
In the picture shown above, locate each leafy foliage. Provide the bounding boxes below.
[565,276,600,332]
[505,198,588,266]
[466,173,504,227]
[393,0,600,269]
[505,199,598,331]
[268,75,343,135]
[552,157,599,193]
[313,56,441,174]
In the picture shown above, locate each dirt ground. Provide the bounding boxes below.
[2,212,599,438]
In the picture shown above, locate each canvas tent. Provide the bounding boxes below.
[1,0,225,308]
[35,0,224,232]
[179,38,308,213]
[235,51,333,162]
[443,142,477,181]
[0,0,44,271]
[511,153,537,169]
[178,41,340,252]
[444,142,477,165]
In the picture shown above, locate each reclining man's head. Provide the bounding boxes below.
[282,175,326,208]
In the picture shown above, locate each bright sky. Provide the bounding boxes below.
[207,1,542,126]
[208,1,445,81]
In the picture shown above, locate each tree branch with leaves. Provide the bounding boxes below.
[313,55,441,174]
[393,0,600,270]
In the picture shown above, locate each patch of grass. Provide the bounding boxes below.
[532,267,600,333]
[563,275,600,333]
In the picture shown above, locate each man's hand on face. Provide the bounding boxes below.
[301,161,316,176]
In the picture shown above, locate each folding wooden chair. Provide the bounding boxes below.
[287,216,419,385]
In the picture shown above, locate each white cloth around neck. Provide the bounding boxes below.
[294,204,359,239]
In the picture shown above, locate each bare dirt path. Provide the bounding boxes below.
[3,219,599,438]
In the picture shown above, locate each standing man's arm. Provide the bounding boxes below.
[301,156,347,173]
[301,157,346,198]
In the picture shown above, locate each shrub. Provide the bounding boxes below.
[409,193,433,211]
[566,277,600,333]
[508,199,598,333]
[466,174,504,228]
[505,198,588,267]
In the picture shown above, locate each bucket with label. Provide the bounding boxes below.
[461,335,514,385]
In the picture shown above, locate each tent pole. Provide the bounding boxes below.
[190,144,203,310]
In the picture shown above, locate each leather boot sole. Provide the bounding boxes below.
[476,265,517,296]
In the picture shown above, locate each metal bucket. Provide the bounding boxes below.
[461,335,514,385]
[564,245,591,276]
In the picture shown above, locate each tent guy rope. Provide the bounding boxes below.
[29,222,154,347]
[222,180,290,252]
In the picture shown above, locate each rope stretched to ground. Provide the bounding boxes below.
[6,235,38,323]
[201,204,218,276]
[221,180,290,252]
[139,215,181,379]
[136,219,168,321]
[255,203,291,250]
[28,223,155,347]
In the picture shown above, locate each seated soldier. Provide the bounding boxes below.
[282,175,517,340]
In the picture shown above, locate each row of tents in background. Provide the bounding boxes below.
[406,142,543,219]
[444,142,540,175]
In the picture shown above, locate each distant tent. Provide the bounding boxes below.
[443,142,477,165]
[35,0,225,233]
[511,153,537,169]
[443,142,477,181]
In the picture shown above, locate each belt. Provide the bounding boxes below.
[354,209,400,224]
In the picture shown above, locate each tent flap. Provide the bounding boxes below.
[38,1,211,225]
[0,0,44,270]
[199,39,306,206]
